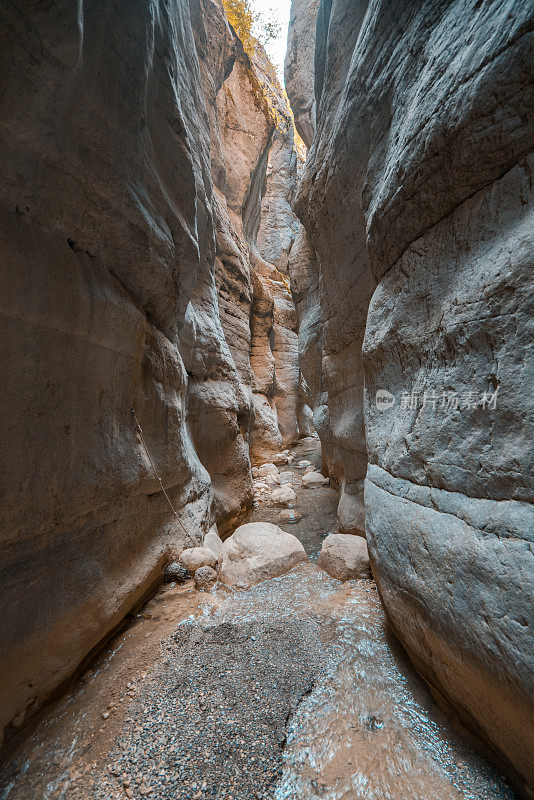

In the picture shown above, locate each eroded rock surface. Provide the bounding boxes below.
[285,0,319,147]
[0,0,304,743]
[288,0,534,792]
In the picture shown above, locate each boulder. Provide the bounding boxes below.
[219,522,308,588]
[203,526,223,559]
[257,463,279,478]
[272,452,289,466]
[270,486,298,507]
[179,547,218,574]
[302,472,328,488]
[265,474,281,486]
[164,561,191,584]
[278,471,293,484]
[318,534,371,581]
[194,565,218,590]
[297,460,312,469]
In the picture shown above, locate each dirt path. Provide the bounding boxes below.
[0,440,518,800]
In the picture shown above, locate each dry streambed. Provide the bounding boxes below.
[0,441,517,800]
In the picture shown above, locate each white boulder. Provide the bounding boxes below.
[278,509,303,524]
[302,472,328,488]
[179,546,218,574]
[270,485,297,507]
[318,534,371,581]
[278,471,293,484]
[272,452,289,466]
[203,525,223,558]
[219,522,308,588]
[194,565,218,590]
[258,463,279,478]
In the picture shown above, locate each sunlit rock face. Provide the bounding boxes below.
[285,0,319,148]
[244,48,310,464]
[289,0,534,792]
[0,0,303,741]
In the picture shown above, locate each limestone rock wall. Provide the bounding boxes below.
[285,0,320,148]
[288,0,534,793]
[246,48,309,464]
[0,0,303,742]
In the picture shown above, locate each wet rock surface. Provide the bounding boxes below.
[92,620,320,800]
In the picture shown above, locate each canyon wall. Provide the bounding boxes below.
[287,0,534,794]
[0,0,303,743]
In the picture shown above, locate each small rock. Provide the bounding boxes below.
[265,474,281,486]
[203,525,223,558]
[278,509,302,524]
[270,485,297,507]
[257,463,279,477]
[164,561,191,584]
[278,471,293,484]
[302,472,328,488]
[194,565,217,590]
[318,533,371,580]
[297,459,312,469]
[179,547,218,574]
[272,452,289,466]
[251,466,259,478]
[303,464,316,474]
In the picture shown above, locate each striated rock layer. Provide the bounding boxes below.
[288,0,534,794]
[0,0,304,743]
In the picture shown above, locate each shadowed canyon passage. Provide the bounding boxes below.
[0,0,533,799]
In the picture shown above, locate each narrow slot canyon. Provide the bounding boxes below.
[0,1,532,799]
